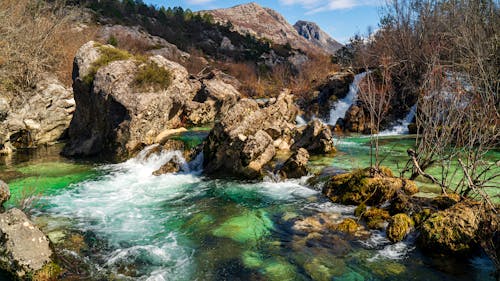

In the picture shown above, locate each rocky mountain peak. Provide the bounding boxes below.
[294,20,343,54]
[201,3,325,53]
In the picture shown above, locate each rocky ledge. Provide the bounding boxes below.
[63,41,240,160]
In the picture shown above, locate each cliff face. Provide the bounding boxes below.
[294,20,343,54]
[201,2,325,53]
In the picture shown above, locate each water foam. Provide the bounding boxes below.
[328,72,367,125]
[44,146,203,280]
[378,104,417,136]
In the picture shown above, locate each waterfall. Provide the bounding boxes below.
[295,115,307,126]
[378,104,417,136]
[328,72,367,125]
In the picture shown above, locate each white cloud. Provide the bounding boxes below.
[185,0,215,5]
[280,0,379,13]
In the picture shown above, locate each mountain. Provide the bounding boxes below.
[201,2,327,53]
[294,20,343,54]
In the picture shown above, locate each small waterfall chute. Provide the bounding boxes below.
[327,72,367,125]
[378,104,417,136]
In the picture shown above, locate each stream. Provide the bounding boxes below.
[1,135,497,281]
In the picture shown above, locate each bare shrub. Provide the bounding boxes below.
[0,0,96,91]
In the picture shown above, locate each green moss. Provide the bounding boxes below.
[361,208,390,229]
[33,262,62,281]
[242,251,264,269]
[212,210,273,243]
[354,203,366,217]
[83,44,132,85]
[335,218,359,234]
[412,208,432,226]
[263,259,298,281]
[387,214,414,242]
[133,61,172,91]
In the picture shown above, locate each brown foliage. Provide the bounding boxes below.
[0,0,96,92]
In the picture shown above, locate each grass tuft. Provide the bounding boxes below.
[133,61,172,91]
[82,44,131,85]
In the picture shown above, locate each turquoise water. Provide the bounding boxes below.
[0,139,497,280]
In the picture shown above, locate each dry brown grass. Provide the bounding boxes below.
[0,0,96,92]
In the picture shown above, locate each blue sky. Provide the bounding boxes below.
[145,0,384,44]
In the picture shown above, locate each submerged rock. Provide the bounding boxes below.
[203,91,298,179]
[278,148,309,179]
[322,167,418,206]
[291,119,335,155]
[152,155,184,175]
[0,208,54,279]
[212,210,273,243]
[387,214,414,242]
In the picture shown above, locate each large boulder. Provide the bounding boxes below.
[342,104,371,133]
[291,119,335,155]
[418,201,486,254]
[203,91,298,179]
[0,76,74,154]
[63,42,239,160]
[322,167,418,206]
[0,208,54,279]
[278,148,309,179]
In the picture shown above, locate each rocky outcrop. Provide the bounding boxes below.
[0,208,54,279]
[0,76,74,154]
[63,42,240,159]
[342,104,372,134]
[291,119,335,154]
[201,3,325,54]
[203,91,298,179]
[278,148,309,179]
[322,167,419,206]
[418,201,483,254]
[294,20,343,54]
[98,25,190,62]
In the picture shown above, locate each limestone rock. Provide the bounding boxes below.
[203,91,298,179]
[0,180,10,209]
[0,76,74,153]
[291,119,335,154]
[0,208,53,279]
[294,20,343,54]
[278,148,309,179]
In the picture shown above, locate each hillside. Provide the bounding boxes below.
[200,2,327,54]
[294,20,343,54]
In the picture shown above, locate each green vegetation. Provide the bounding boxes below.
[133,61,172,91]
[387,214,414,242]
[83,44,131,85]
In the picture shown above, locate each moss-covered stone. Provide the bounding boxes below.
[361,208,390,230]
[304,257,346,281]
[335,218,359,234]
[431,193,461,210]
[419,202,481,254]
[387,214,414,242]
[263,258,298,281]
[212,210,273,243]
[412,208,432,226]
[322,167,418,206]
[32,262,62,281]
[354,203,366,217]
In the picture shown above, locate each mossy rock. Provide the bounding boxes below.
[387,214,414,242]
[412,208,432,226]
[263,259,298,281]
[354,203,366,217]
[322,167,417,206]
[32,262,62,281]
[361,208,390,230]
[419,202,481,254]
[335,218,359,234]
[304,257,346,281]
[212,210,273,243]
[431,193,461,210]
